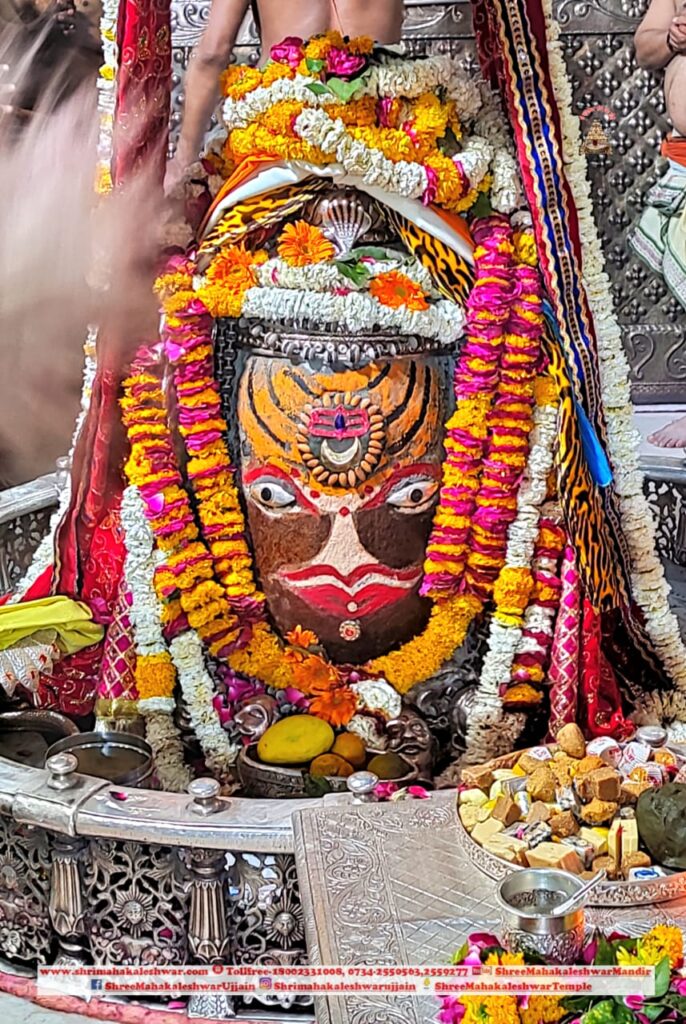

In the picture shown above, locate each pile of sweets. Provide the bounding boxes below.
[458,724,684,881]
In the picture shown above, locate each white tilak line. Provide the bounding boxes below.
[282,571,422,595]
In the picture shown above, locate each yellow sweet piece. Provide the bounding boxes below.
[489,781,505,801]
[512,765,527,777]
[257,715,334,765]
[579,827,608,856]
[483,799,497,813]
[310,753,354,778]
[332,733,367,769]
[608,819,622,865]
[459,788,489,807]
[492,769,518,781]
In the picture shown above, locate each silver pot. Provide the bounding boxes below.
[46,732,154,788]
[496,869,586,964]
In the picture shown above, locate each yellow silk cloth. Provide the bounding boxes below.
[0,597,104,654]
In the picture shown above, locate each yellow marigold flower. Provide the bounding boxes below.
[277,220,335,266]
[638,925,684,969]
[369,270,429,311]
[348,34,374,55]
[461,996,520,1024]
[514,229,538,267]
[304,31,344,60]
[520,995,565,1024]
[494,567,534,617]
[220,64,261,98]
[261,61,295,87]
[135,653,176,701]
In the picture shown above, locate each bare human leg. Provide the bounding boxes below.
[649,414,686,448]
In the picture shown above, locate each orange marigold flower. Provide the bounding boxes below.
[286,626,319,650]
[277,221,335,266]
[287,653,338,694]
[369,271,429,311]
[309,683,358,728]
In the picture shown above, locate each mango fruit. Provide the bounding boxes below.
[310,753,354,778]
[257,715,334,766]
[367,752,408,780]
[332,732,366,768]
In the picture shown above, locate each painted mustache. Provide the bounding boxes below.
[278,563,422,618]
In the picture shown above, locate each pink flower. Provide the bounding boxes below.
[377,97,395,128]
[374,782,398,800]
[326,47,366,78]
[437,996,466,1023]
[407,786,430,800]
[582,938,597,964]
[462,946,483,967]
[281,686,309,710]
[422,163,438,206]
[624,995,645,1011]
[672,975,686,995]
[270,36,304,68]
[469,932,501,951]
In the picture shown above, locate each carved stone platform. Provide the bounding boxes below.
[293,792,686,1024]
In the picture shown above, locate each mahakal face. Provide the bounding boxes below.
[236,354,448,663]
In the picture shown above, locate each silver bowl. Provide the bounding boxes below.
[237,744,417,799]
[46,731,154,788]
[496,869,586,964]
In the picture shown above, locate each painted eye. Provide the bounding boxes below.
[248,478,297,511]
[386,478,439,514]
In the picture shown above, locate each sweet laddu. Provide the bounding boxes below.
[5,19,686,789]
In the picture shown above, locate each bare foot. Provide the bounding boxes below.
[649,414,686,448]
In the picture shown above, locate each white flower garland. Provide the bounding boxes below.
[222,56,483,130]
[241,285,464,342]
[295,106,428,197]
[253,253,437,296]
[543,0,686,730]
[170,632,240,784]
[121,487,191,793]
[463,392,559,764]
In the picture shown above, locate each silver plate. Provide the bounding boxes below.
[455,800,686,907]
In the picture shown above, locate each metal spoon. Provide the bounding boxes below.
[551,870,606,916]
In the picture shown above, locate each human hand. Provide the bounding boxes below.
[669,14,686,53]
[163,151,192,197]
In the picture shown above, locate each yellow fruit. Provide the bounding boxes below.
[332,733,366,768]
[310,753,354,778]
[257,715,334,765]
[367,753,408,780]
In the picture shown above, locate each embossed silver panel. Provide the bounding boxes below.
[294,792,686,1024]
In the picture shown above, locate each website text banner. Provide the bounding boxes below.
[37,964,656,998]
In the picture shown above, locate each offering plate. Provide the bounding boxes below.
[457,749,686,907]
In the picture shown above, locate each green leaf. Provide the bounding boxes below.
[653,956,671,999]
[469,192,494,219]
[451,941,469,965]
[334,259,370,287]
[660,994,686,1012]
[640,1005,667,1022]
[326,76,362,103]
[301,772,332,798]
[305,82,330,97]
[594,935,618,966]
[561,995,595,1013]
[348,245,392,261]
[306,57,325,73]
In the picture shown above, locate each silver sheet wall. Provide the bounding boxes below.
[169,0,681,402]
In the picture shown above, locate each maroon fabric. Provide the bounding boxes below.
[55,0,172,597]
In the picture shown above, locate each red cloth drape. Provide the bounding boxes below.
[54,0,172,601]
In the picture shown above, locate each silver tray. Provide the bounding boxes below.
[455,803,686,907]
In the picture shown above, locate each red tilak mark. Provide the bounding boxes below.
[290,467,300,478]
[364,486,374,495]
[339,507,350,517]
[309,490,320,500]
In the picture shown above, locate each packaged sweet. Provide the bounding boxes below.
[586,736,622,767]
